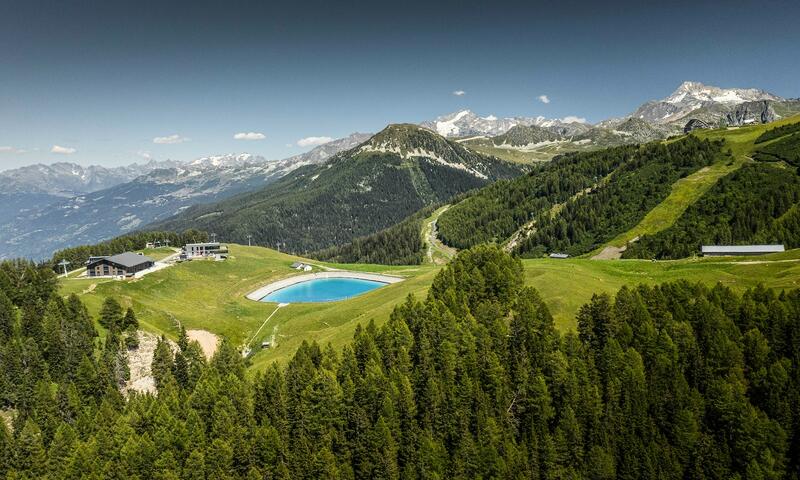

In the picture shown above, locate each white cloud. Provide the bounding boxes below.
[234,132,266,141]
[452,90,466,96]
[485,115,498,121]
[0,146,24,154]
[297,136,334,147]
[538,95,550,104]
[153,134,189,144]
[137,151,153,160]
[51,145,76,154]
[561,116,587,124]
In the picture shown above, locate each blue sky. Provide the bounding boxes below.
[1,0,799,169]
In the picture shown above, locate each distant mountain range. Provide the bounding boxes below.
[152,124,522,254]
[422,81,800,140]
[0,133,370,260]
[3,81,799,261]
[0,161,168,196]
[420,110,590,138]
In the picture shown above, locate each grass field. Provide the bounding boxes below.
[421,206,457,265]
[61,244,440,367]
[525,249,800,330]
[61,243,800,370]
[139,247,179,261]
[462,138,585,164]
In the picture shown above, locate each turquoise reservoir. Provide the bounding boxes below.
[260,277,387,303]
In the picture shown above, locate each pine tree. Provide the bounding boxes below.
[47,423,78,479]
[99,297,123,330]
[123,307,139,330]
[42,299,66,378]
[0,419,11,478]
[152,336,175,390]
[0,289,14,341]
[14,419,47,477]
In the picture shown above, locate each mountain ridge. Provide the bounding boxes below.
[150,124,523,254]
[0,133,372,260]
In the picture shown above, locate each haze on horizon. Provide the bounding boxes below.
[1,0,799,169]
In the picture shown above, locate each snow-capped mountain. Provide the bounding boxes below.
[0,133,370,260]
[631,81,784,124]
[420,110,590,138]
[0,161,172,197]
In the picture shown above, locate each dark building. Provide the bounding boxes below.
[86,252,155,277]
[683,118,712,134]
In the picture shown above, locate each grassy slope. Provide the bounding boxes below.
[139,247,179,261]
[524,249,800,331]
[599,115,800,252]
[463,138,586,164]
[62,243,800,369]
[421,205,457,265]
[61,244,440,367]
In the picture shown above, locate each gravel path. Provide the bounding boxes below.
[187,329,219,359]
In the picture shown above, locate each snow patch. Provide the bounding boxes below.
[435,110,471,136]
[359,143,488,179]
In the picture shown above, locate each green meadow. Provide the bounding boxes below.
[60,245,440,367]
[61,243,800,370]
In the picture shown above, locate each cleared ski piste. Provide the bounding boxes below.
[246,271,405,302]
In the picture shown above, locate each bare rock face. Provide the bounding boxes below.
[124,331,176,396]
[633,81,782,124]
[725,100,777,126]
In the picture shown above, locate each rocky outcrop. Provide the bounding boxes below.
[725,100,777,126]
[492,125,562,147]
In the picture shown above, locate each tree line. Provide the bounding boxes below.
[624,162,800,259]
[312,206,437,265]
[1,245,799,479]
[437,136,723,254]
[754,120,800,144]
[48,230,208,273]
[437,143,643,249]
[754,132,800,167]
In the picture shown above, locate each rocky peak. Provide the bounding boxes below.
[188,153,264,168]
[420,110,592,138]
[664,81,781,106]
[362,124,455,157]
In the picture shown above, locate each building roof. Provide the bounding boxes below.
[549,253,570,258]
[103,252,154,268]
[290,262,304,268]
[701,245,785,254]
[186,242,220,247]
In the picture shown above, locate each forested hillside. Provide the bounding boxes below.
[153,125,521,254]
[624,163,800,259]
[516,137,721,256]
[48,230,208,273]
[312,206,437,265]
[753,131,800,167]
[437,144,640,249]
[754,120,800,144]
[438,135,722,253]
[1,246,799,478]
